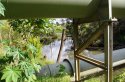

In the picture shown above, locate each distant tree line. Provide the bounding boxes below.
[65,18,125,50]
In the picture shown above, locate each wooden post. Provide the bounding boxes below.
[57,29,66,63]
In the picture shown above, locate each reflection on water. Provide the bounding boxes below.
[42,38,103,62]
[42,39,73,62]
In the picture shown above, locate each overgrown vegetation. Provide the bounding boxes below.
[0,21,42,82]
[9,19,62,45]
[0,17,69,82]
[0,20,69,82]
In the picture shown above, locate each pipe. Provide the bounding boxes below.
[1,0,100,18]
[37,48,125,77]
[80,59,125,77]
[1,0,125,19]
[112,0,125,18]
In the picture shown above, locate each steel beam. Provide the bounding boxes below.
[104,0,113,82]
[75,55,106,69]
[75,22,106,55]
[72,20,80,81]
[73,21,107,81]
[104,22,113,82]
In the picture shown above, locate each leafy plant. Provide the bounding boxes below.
[55,64,68,77]
[19,60,38,82]
[8,18,61,44]
[0,35,42,82]
[1,66,21,82]
[0,18,64,82]
[0,2,5,16]
[9,19,55,38]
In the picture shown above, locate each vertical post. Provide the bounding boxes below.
[104,21,113,82]
[73,20,80,81]
[104,0,113,81]
[57,29,66,63]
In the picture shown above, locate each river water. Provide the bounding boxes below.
[42,38,73,62]
[42,38,102,62]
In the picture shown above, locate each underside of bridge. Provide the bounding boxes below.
[1,0,125,82]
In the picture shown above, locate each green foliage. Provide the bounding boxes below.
[85,77,100,82]
[8,18,63,44]
[113,72,125,82]
[27,43,37,57]
[65,19,99,45]
[0,19,65,82]
[0,2,5,16]
[18,60,37,82]
[0,21,55,82]
[0,28,40,82]
[84,70,125,82]
[9,19,55,38]
[0,41,42,82]
[1,66,21,82]
[55,64,68,77]
[4,46,25,61]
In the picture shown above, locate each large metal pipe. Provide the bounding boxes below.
[112,0,125,18]
[37,48,125,77]
[1,0,125,19]
[1,0,100,18]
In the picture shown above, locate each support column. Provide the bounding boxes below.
[73,21,80,81]
[104,0,113,81]
[104,21,113,82]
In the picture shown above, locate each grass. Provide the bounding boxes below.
[37,75,70,82]
[84,68,125,82]
[85,76,104,82]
